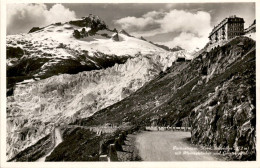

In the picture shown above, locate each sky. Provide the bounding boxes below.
[7,3,255,51]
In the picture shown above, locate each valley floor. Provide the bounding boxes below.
[134,131,225,161]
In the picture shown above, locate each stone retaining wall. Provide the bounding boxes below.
[145,126,191,132]
[66,125,120,135]
[98,130,129,161]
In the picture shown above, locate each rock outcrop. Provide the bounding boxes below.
[190,41,256,160]
[69,14,107,32]
[119,29,131,37]
[28,27,42,33]
[111,33,119,41]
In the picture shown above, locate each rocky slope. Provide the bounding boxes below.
[190,45,256,160]
[74,36,255,160]
[6,15,190,160]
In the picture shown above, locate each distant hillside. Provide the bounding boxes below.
[140,36,183,52]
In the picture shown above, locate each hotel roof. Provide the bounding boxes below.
[209,15,244,37]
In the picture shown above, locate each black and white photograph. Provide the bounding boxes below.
[0,0,259,167]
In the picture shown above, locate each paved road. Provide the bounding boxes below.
[135,131,223,161]
[54,127,63,147]
[37,127,63,162]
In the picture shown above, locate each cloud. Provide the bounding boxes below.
[159,32,209,51]
[44,4,76,25]
[157,10,211,36]
[114,9,212,51]
[114,16,160,32]
[7,3,76,35]
[142,11,166,19]
[115,10,166,33]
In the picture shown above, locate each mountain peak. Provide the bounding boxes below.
[119,29,132,37]
[69,15,107,30]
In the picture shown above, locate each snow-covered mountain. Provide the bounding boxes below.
[7,15,167,91]
[6,15,191,160]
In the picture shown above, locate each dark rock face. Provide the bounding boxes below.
[176,57,186,62]
[73,27,91,39]
[186,37,255,160]
[190,49,256,160]
[119,29,132,37]
[111,33,119,41]
[8,134,54,161]
[140,36,147,41]
[69,15,107,33]
[28,27,42,33]
[70,15,109,39]
[73,29,81,39]
[7,46,24,59]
